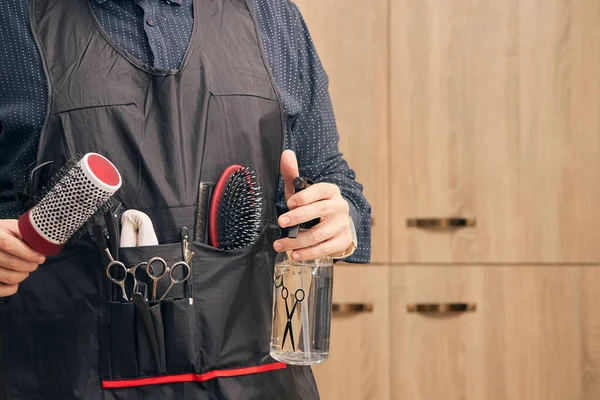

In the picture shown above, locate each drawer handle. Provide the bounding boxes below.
[406,303,477,313]
[332,303,373,315]
[406,218,476,228]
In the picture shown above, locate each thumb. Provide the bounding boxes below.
[280,149,299,202]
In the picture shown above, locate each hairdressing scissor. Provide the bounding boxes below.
[105,249,145,301]
[281,286,305,352]
[144,257,191,301]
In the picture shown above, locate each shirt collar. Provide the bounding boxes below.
[94,0,182,6]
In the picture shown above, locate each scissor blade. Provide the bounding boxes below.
[284,297,291,318]
[282,322,290,348]
[289,322,295,352]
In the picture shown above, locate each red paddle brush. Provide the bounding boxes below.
[208,165,263,250]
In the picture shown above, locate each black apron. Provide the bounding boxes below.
[0,0,320,398]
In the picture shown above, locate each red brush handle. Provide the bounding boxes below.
[208,165,243,248]
[18,210,64,256]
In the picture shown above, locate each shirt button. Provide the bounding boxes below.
[146,17,154,26]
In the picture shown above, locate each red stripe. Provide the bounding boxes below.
[102,362,287,389]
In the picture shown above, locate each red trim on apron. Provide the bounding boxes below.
[101,362,287,389]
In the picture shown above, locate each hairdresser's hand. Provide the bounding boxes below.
[274,150,353,261]
[0,220,45,296]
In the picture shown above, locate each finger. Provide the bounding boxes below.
[0,251,40,273]
[278,199,339,228]
[0,283,18,297]
[0,268,29,286]
[0,230,46,265]
[1,219,23,240]
[274,220,342,252]
[287,183,342,210]
[290,236,351,262]
[280,150,299,201]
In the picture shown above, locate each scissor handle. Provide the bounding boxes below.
[294,289,305,302]
[106,260,129,301]
[158,261,191,301]
[274,274,284,288]
[146,257,168,280]
[169,261,191,284]
[106,260,128,284]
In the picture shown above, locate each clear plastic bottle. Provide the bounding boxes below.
[270,250,334,365]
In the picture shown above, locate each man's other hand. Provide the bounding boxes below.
[0,220,45,296]
[274,150,353,261]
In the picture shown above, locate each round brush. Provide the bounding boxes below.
[208,165,263,250]
[18,153,122,256]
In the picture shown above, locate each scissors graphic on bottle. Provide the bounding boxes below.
[106,254,191,301]
[281,286,305,352]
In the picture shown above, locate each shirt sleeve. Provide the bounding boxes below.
[275,3,372,263]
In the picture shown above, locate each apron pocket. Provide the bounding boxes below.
[134,298,167,376]
[163,298,198,373]
[190,224,278,370]
[103,241,198,383]
[150,301,167,374]
[109,301,139,379]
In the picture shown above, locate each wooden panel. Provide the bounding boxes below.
[293,0,389,263]
[391,266,582,400]
[391,0,600,263]
[312,265,390,400]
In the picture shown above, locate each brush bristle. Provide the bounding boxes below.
[28,155,82,208]
[217,166,262,250]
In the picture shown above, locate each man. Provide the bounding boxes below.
[0,0,371,398]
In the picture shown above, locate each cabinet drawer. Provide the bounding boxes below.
[391,265,582,400]
[312,265,390,400]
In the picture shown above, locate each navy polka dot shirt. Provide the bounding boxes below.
[0,0,371,263]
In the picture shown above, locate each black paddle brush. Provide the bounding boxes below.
[208,165,263,250]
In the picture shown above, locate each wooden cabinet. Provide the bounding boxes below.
[390,0,600,264]
[291,0,600,399]
[314,264,590,400]
[391,266,583,400]
[311,265,390,400]
[292,0,390,263]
